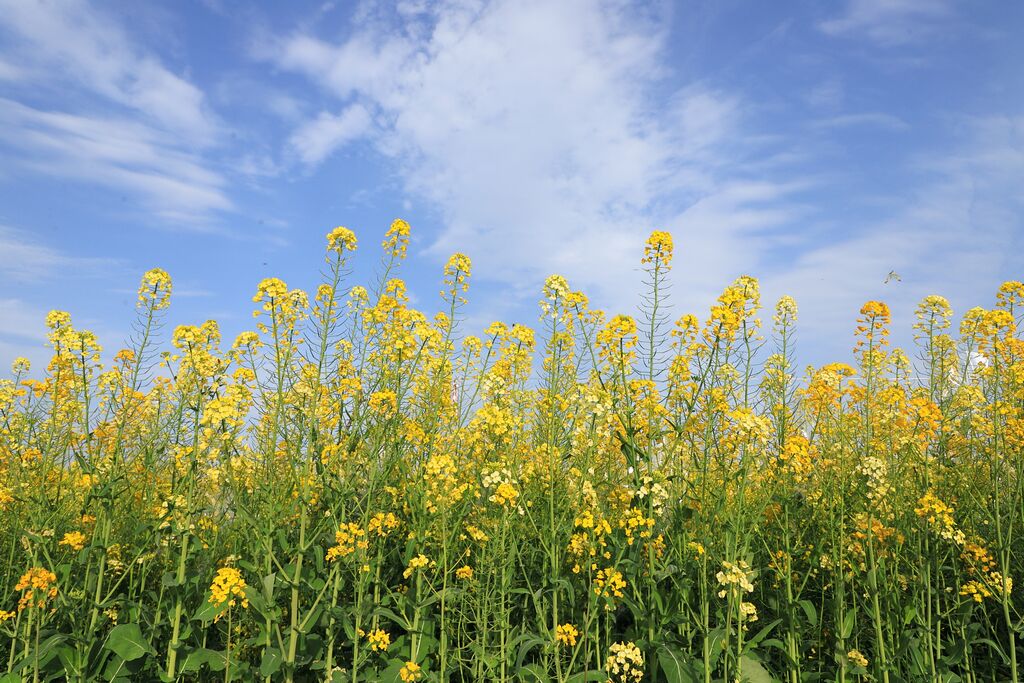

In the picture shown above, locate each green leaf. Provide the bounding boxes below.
[798,599,817,627]
[263,572,277,597]
[739,655,775,683]
[57,645,83,679]
[104,624,154,662]
[973,638,1010,665]
[375,606,412,630]
[380,658,409,683]
[744,618,782,651]
[259,647,283,677]
[181,647,227,673]
[565,671,608,682]
[511,633,545,670]
[840,610,856,640]
[517,662,550,683]
[191,596,225,624]
[657,645,698,683]
[243,585,268,614]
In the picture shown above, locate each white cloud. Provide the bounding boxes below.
[0,98,233,224]
[0,225,119,282]
[811,112,910,130]
[0,298,47,342]
[289,105,372,166]
[819,0,954,45]
[0,0,233,225]
[270,0,784,314]
[265,0,1018,362]
[0,0,218,142]
[0,57,23,81]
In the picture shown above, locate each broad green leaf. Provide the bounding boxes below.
[657,645,698,683]
[191,596,225,624]
[104,623,155,662]
[181,647,227,673]
[259,647,283,677]
[739,655,775,683]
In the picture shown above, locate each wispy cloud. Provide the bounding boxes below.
[0,226,120,282]
[0,298,47,342]
[811,112,910,130]
[288,105,372,166]
[0,0,233,225]
[819,0,955,46]
[0,100,233,224]
[0,0,219,142]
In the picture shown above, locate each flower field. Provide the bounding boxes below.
[1,221,1023,682]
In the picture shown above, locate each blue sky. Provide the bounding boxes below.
[1,0,1022,372]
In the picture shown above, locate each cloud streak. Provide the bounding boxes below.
[0,0,233,226]
[819,0,955,46]
[0,225,120,282]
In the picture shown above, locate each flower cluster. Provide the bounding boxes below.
[15,568,57,611]
[606,641,643,682]
[555,623,579,647]
[326,523,369,562]
[209,566,248,610]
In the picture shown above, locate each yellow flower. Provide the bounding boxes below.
[59,531,87,552]
[540,274,572,317]
[403,554,432,579]
[253,277,288,304]
[597,314,638,368]
[716,560,755,597]
[15,568,57,610]
[137,268,173,310]
[367,512,400,537]
[555,623,579,646]
[209,566,248,610]
[368,390,398,417]
[740,601,758,622]
[327,226,358,254]
[960,579,991,603]
[606,641,643,682]
[45,310,71,331]
[383,218,411,259]
[594,567,626,600]
[489,481,519,507]
[399,661,422,681]
[0,610,15,623]
[456,565,474,580]
[641,230,674,270]
[326,523,368,561]
[774,295,798,327]
[11,357,30,374]
[365,628,391,652]
[847,649,869,668]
